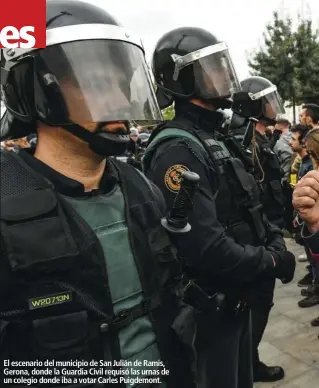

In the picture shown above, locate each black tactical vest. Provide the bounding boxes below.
[0,150,196,388]
[144,121,267,247]
[233,127,285,229]
[255,140,285,228]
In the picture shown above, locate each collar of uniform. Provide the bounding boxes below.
[255,130,269,144]
[18,149,119,197]
[174,99,224,132]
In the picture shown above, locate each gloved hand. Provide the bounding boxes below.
[266,236,287,253]
[265,221,286,252]
[270,250,296,284]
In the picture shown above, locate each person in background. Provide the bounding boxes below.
[290,154,301,188]
[126,128,139,156]
[289,125,313,191]
[274,119,292,178]
[289,125,314,181]
[130,127,139,142]
[136,132,150,156]
[293,104,318,249]
[299,104,319,129]
[295,128,319,313]
[26,133,37,148]
[289,125,316,297]
[293,127,319,330]
[290,104,318,190]
[1,137,30,152]
[273,119,293,233]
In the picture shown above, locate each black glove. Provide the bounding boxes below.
[266,221,286,252]
[266,235,286,253]
[270,250,296,284]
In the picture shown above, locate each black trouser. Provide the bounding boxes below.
[316,263,319,293]
[305,245,319,293]
[282,181,294,233]
[195,308,253,388]
[249,276,276,369]
[251,307,272,368]
[306,246,317,277]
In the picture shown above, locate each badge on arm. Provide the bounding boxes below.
[164,164,190,193]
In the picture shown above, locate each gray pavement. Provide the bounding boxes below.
[255,239,319,388]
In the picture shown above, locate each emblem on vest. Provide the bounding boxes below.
[165,164,190,193]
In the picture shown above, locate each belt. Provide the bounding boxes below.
[182,276,247,316]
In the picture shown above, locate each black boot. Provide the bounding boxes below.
[311,317,319,327]
[254,362,285,382]
[298,272,313,287]
[298,293,319,308]
[301,285,315,297]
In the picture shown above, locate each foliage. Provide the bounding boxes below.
[162,104,175,120]
[248,12,319,105]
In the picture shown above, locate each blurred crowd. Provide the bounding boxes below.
[269,104,319,327]
[0,134,37,152]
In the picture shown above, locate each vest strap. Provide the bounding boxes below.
[143,127,206,173]
[149,127,205,149]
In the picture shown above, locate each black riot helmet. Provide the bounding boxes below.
[231,76,285,125]
[152,27,241,109]
[0,0,162,156]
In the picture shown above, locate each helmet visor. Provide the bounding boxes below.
[193,48,240,99]
[34,40,162,125]
[261,90,286,120]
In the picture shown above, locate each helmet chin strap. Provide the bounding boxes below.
[61,122,130,157]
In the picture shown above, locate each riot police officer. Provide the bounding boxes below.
[230,77,289,382]
[231,76,286,229]
[0,2,196,387]
[143,27,296,388]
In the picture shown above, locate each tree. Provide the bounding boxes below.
[162,103,175,120]
[248,13,296,101]
[248,12,319,123]
[294,19,319,104]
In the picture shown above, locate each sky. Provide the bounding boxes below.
[88,0,319,80]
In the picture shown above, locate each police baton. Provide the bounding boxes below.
[161,171,200,234]
[161,171,227,314]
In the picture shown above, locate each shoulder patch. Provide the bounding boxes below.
[164,164,190,193]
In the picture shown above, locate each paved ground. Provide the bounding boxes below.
[255,239,319,388]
